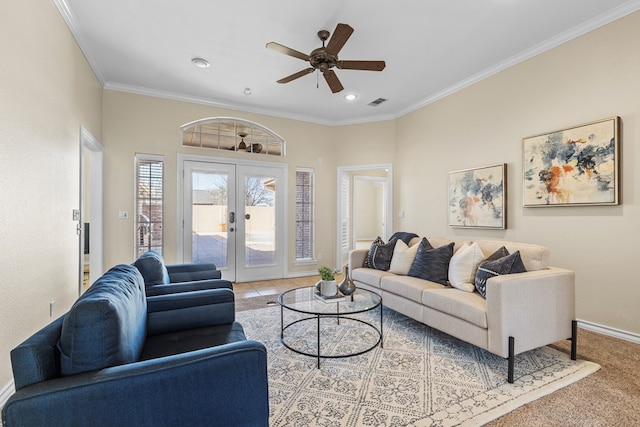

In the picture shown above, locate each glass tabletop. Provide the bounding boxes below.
[278,286,381,315]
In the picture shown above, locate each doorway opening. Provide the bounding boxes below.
[336,164,393,269]
[79,127,104,294]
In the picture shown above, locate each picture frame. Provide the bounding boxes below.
[448,163,506,229]
[523,117,619,207]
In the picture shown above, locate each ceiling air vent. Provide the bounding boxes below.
[368,98,387,107]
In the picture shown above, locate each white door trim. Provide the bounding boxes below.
[79,126,104,292]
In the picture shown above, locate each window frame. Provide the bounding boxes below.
[294,167,315,265]
[134,154,164,258]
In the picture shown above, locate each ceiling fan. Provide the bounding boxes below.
[266,23,386,93]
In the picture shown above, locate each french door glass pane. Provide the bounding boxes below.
[191,171,228,267]
[245,175,276,266]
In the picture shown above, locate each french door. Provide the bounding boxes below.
[182,159,285,282]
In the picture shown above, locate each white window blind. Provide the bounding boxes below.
[295,168,314,261]
[339,172,350,264]
[135,154,164,257]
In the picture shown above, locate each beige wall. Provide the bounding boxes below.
[0,0,103,387]
[395,11,640,335]
[102,91,341,274]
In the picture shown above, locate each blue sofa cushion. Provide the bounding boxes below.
[141,322,246,360]
[57,264,147,376]
[133,251,170,286]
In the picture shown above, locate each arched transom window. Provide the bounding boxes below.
[181,117,285,156]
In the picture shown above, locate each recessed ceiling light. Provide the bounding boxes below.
[191,57,210,68]
[344,93,358,101]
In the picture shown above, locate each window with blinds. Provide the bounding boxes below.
[339,172,350,264]
[135,154,164,257]
[295,168,314,261]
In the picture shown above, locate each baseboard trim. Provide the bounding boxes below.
[285,270,318,279]
[577,319,640,344]
[0,380,15,408]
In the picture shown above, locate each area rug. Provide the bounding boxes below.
[236,306,600,427]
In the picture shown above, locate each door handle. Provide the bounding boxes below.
[229,211,235,224]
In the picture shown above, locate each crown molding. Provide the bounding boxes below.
[396,0,640,119]
[53,0,106,85]
[57,0,640,126]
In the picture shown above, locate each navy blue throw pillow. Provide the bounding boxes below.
[371,239,396,271]
[475,250,527,298]
[407,239,454,286]
[364,237,385,268]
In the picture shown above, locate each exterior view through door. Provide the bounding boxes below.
[182,159,285,282]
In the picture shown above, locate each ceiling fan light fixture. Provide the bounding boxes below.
[344,93,358,101]
[191,57,210,68]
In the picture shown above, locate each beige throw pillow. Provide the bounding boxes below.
[388,239,419,275]
[448,242,485,292]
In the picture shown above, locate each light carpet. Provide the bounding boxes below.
[236,306,600,427]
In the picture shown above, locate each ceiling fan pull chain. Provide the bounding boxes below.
[317,70,319,89]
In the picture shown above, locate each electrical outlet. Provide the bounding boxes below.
[50,301,55,317]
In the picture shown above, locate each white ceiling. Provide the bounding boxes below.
[57,0,640,126]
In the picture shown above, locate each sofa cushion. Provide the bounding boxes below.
[388,239,419,275]
[141,322,246,360]
[421,288,488,328]
[371,239,396,271]
[475,240,549,271]
[134,251,170,286]
[475,250,527,298]
[58,265,147,376]
[448,242,485,292]
[364,237,384,268]
[408,240,455,286]
[351,267,395,289]
[381,275,445,303]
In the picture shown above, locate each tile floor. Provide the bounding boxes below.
[233,275,323,299]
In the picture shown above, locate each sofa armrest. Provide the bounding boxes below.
[145,278,232,296]
[2,340,269,427]
[349,249,368,270]
[146,288,235,335]
[486,267,575,358]
[166,263,221,282]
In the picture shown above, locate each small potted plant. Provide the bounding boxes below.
[317,266,337,296]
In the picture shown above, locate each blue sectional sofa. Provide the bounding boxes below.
[2,264,269,427]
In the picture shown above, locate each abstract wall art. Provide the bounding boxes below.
[523,117,619,207]
[448,163,506,229]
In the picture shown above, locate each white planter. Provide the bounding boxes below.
[317,280,338,297]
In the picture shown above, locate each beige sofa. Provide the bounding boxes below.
[349,237,577,383]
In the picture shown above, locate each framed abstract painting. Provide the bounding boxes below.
[523,117,620,207]
[448,163,506,229]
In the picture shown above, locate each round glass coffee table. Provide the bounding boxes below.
[278,286,383,368]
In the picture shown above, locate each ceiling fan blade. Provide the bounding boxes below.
[325,23,354,56]
[337,60,386,71]
[277,68,315,84]
[266,42,310,61]
[323,69,344,93]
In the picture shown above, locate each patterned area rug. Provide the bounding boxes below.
[237,306,600,427]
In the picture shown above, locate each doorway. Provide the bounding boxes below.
[336,164,393,268]
[79,127,104,293]
[180,157,286,282]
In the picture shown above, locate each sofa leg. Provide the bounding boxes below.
[570,320,577,361]
[508,336,515,383]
